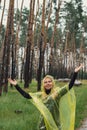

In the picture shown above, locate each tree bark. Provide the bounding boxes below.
[0,0,14,95]
[24,0,35,88]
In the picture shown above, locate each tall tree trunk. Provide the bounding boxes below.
[24,0,34,88]
[79,34,85,79]
[0,0,14,95]
[29,0,35,83]
[37,0,45,91]
[15,0,24,79]
[49,0,62,75]
[64,30,70,74]
[44,0,52,75]
[20,58,24,82]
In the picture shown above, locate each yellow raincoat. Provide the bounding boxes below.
[30,75,76,130]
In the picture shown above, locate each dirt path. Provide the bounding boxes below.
[76,118,87,130]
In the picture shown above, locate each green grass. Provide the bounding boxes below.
[0,80,87,130]
[0,83,39,130]
[74,80,87,128]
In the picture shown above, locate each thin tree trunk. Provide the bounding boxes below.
[37,0,45,91]
[24,0,34,88]
[29,0,35,83]
[49,0,62,75]
[44,0,52,75]
[15,0,24,79]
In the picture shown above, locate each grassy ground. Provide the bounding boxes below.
[0,80,87,130]
[74,80,87,128]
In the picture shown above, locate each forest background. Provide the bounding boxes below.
[0,0,87,95]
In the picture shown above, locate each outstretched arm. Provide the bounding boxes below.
[55,64,84,98]
[8,79,32,99]
[69,64,83,89]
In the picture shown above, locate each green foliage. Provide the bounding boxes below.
[14,8,29,47]
[63,0,83,33]
[60,0,84,48]
[20,8,29,47]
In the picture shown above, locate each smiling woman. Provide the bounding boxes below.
[8,64,83,130]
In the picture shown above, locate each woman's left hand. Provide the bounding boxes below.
[75,64,84,72]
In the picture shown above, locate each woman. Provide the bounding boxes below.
[8,64,83,130]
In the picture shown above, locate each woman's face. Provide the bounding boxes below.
[43,77,53,90]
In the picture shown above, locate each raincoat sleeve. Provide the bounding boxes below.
[58,72,78,97]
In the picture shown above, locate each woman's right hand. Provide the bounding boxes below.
[8,78,17,86]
